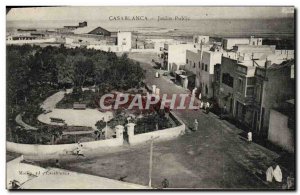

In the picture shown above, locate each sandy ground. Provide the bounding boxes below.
[37,90,113,129]
[38,109,113,130]
[40,91,66,111]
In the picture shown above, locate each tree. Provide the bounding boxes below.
[74,56,94,87]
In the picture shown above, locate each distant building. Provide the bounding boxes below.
[73,26,111,36]
[222,38,250,50]
[193,35,209,44]
[233,44,276,55]
[164,43,200,72]
[78,21,88,27]
[117,32,132,51]
[87,32,132,52]
[249,36,263,46]
[58,21,88,33]
[222,36,263,50]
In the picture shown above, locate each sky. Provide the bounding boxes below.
[7,6,295,21]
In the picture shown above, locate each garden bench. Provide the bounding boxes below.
[73,102,86,110]
[50,117,65,124]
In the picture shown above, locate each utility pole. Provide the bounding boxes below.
[148,136,159,187]
[148,139,153,187]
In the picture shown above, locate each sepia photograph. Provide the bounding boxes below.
[5,6,295,190]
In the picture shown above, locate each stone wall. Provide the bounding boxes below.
[127,112,185,145]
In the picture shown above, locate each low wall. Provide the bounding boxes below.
[128,112,185,145]
[7,38,56,45]
[7,137,123,155]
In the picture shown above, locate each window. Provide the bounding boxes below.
[246,86,254,96]
[237,78,243,93]
[205,85,208,94]
[193,63,196,68]
[205,64,208,71]
[202,63,204,70]
[186,59,188,64]
[255,84,261,102]
[247,77,256,85]
[222,73,234,87]
[215,70,220,82]
[198,62,201,68]
[237,65,247,74]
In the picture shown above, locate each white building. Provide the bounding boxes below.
[86,32,132,52]
[117,32,132,51]
[249,36,263,46]
[222,38,250,50]
[222,36,263,50]
[185,44,211,88]
[165,43,200,72]
[145,39,183,52]
[199,51,223,98]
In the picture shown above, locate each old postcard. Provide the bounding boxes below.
[6,6,295,190]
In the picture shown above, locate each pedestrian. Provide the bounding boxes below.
[55,159,60,168]
[205,102,210,113]
[223,105,227,115]
[247,131,252,142]
[206,102,210,109]
[273,165,283,182]
[161,178,169,188]
[198,92,202,100]
[76,143,85,158]
[200,101,204,109]
[266,166,274,182]
[194,119,198,131]
[192,87,197,97]
[221,104,227,119]
[286,174,294,189]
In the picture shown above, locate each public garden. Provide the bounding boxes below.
[7,45,177,146]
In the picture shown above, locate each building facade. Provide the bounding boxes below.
[164,43,200,72]
[199,51,223,98]
[215,52,295,138]
[253,59,295,136]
